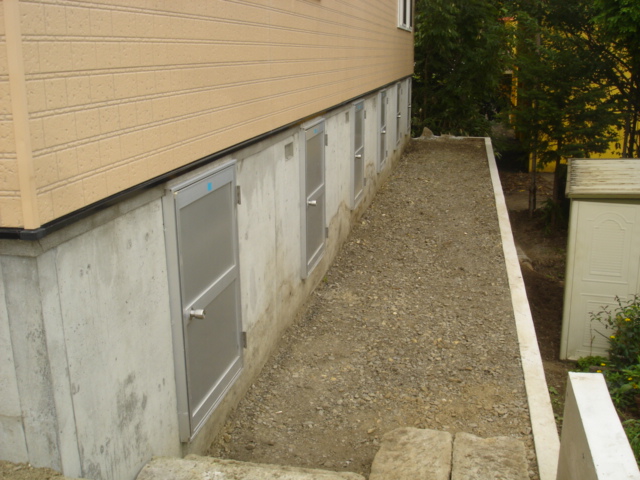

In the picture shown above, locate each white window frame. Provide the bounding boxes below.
[398,0,413,31]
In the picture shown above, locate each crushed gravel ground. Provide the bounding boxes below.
[0,137,541,480]
[208,137,538,478]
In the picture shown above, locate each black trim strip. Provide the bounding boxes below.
[0,76,412,241]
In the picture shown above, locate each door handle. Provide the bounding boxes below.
[355,154,362,159]
[397,113,401,118]
[307,200,317,207]
[382,129,386,134]
[189,309,206,319]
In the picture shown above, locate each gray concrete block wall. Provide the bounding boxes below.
[0,79,411,480]
[0,199,182,479]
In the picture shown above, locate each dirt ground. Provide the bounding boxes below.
[208,138,538,478]
[1,139,571,480]
[0,462,66,480]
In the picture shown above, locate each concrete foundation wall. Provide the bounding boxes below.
[0,192,182,479]
[0,79,411,480]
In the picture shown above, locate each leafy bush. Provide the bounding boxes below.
[607,365,640,410]
[579,295,640,465]
[574,355,608,372]
[625,419,640,461]
[591,295,640,369]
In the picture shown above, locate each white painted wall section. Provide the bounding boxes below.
[557,372,640,480]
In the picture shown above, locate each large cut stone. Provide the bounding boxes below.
[136,456,366,480]
[369,427,453,480]
[451,432,529,480]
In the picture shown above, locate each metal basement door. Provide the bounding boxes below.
[378,90,387,171]
[165,162,243,439]
[301,119,326,278]
[353,101,365,207]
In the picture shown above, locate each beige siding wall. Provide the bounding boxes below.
[0,4,23,227]
[1,0,413,228]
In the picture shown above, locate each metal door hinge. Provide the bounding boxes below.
[236,185,241,204]
[325,134,328,146]
[241,331,247,348]
[325,226,329,238]
[364,110,367,119]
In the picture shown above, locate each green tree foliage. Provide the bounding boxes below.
[591,0,640,157]
[516,0,640,159]
[512,6,619,204]
[412,0,512,137]
[507,0,626,221]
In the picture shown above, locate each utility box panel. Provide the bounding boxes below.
[561,159,640,360]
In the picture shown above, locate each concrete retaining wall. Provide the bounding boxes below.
[557,372,640,480]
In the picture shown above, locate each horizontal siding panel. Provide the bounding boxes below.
[10,0,413,226]
[0,195,23,227]
[0,6,21,226]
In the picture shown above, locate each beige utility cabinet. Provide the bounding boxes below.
[561,159,640,360]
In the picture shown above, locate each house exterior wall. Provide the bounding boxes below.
[0,3,24,227]
[0,189,182,478]
[0,0,413,228]
[0,78,412,479]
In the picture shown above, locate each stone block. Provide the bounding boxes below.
[451,432,528,480]
[136,456,366,480]
[370,427,452,480]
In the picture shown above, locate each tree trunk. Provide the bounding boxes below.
[622,114,630,158]
[553,154,563,204]
[630,105,639,158]
[529,150,537,217]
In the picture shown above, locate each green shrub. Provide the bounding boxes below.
[624,419,640,462]
[581,295,640,465]
[590,296,640,369]
[607,365,640,410]
[574,355,608,372]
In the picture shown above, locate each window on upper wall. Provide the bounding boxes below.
[398,0,413,31]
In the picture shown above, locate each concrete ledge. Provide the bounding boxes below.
[484,137,560,480]
[557,372,640,480]
[136,456,365,480]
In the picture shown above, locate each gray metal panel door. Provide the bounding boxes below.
[379,90,387,171]
[173,164,242,435]
[396,83,402,146]
[407,80,412,135]
[353,101,365,206]
[302,120,326,277]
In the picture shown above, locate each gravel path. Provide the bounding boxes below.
[209,137,537,478]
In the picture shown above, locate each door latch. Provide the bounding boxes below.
[189,309,206,320]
